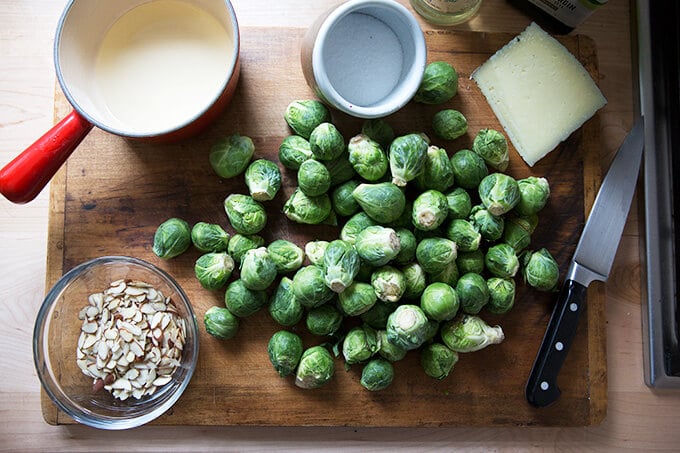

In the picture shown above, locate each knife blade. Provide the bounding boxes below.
[525,116,645,408]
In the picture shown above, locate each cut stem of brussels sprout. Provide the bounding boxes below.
[412,189,449,231]
[386,304,431,351]
[371,266,406,303]
[245,159,282,202]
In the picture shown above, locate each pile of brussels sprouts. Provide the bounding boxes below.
[151,61,560,392]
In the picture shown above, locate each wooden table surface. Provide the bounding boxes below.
[2,0,678,451]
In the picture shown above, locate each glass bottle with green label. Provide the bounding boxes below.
[410,0,483,26]
[507,0,608,34]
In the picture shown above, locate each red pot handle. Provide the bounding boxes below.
[0,110,93,204]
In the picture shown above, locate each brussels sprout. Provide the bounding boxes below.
[420,343,459,379]
[485,243,519,279]
[416,237,458,274]
[209,134,255,179]
[515,176,551,216]
[240,247,277,291]
[414,61,458,104]
[360,358,394,391]
[343,325,380,365]
[268,330,304,377]
[371,266,406,303]
[361,118,394,149]
[469,205,504,242]
[227,233,265,264]
[354,225,402,267]
[521,248,559,292]
[304,240,329,266]
[472,129,509,171]
[478,173,521,216]
[338,281,378,316]
[243,159,282,202]
[401,262,428,300]
[421,282,459,322]
[340,211,377,244]
[224,279,268,317]
[428,260,460,287]
[393,228,417,264]
[445,187,473,220]
[386,304,432,351]
[361,301,395,330]
[377,330,408,362]
[324,152,357,186]
[441,315,505,353]
[292,265,335,308]
[278,135,314,170]
[389,133,429,187]
[224,194,267,235]
[194,252,235,290]
[456,249,485,275]
[323,239,361,293]
[412,189,449,231]
[152,218,191,259]
[352,182,406,224]
[487,277,516,314]
[283,188,332,225]
[204,306,239,340]
[347,134,389,182]
[445,219,481,252]
[295,345,335,389]
[267,239,305,274]
[297,160,330,197]
[309,122,345,161]
[415,145,455,193]
[331,180,361,217]
[503,215,534,252]
[456,273,490,315]
[191,222,230,253]
[269,277,304,327]
[284,99,330,139]
[432,109,468,142]
[306,304,344,336]
[449,149,488,190]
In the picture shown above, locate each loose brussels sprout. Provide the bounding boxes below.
[469,205,504,242]
[269,277,304,327]
[371,265,406,303]
[295,345,335,389]
[309,122,345,161]
[440,315,505,353]
[515,176,551,216]
[352,182,406,224]
[224,279,268,317]
[401,262,428,300]
[415,145,455,193]
[485,243,520,278]
[487,277,516,314]
[224,194,267,235]
[361,118,394,149]
[306,304,344,336]
[240,247,277,291]
[343,325,380,365]
[278,135,314,170]
[297,159,331,197]
[323,239,361,293]
[478,173,520,216]
[377,330,408,362]
[331,180,361,217]
[456,273,490,315]
[389,133,429,187]
[521,248,560,291]
[420,343,459,379]
[472,129,509,171]
[354,225,402,267]
[338,281,378,316]
[227,233,265,264]
[191,222,230,253]
[446,219,482,252]
[412,189,449,231]
[292,265,335,308]
[432,109,468,141]
[348,134,388,182]
[503,214,536,252]
[360,358,394,391]
[416,237,458,274]
[428,260,460,287]
[283,188,332,225]
[204,306,239,340]
[386,304,432,351]
[421,282,459,322]
[340,211,377,244]
[393,228,417,264]
[267,330,304,377]
[244,159,282,202]
[449,149,488,190]
[304,240,329,266]
[284,99,330,139]
[209,134,255,179]
[324,152,357,186]
[267,239,305,274]
[194,252,235,290]
[456,249,485,275]
[152,218,191,259]
[361,301,395,330]
[414,61,458,104]
[446,187,473,220]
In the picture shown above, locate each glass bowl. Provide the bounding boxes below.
[33,256,199,430]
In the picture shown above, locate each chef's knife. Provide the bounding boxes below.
[525,117,645,408]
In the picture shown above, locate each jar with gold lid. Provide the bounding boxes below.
[409,0,482,26]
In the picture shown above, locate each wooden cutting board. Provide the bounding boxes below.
[43,27,606,427]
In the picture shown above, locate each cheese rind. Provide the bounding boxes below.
[471,22,606,167]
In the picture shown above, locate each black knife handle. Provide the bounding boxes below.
[525,279,587,407]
